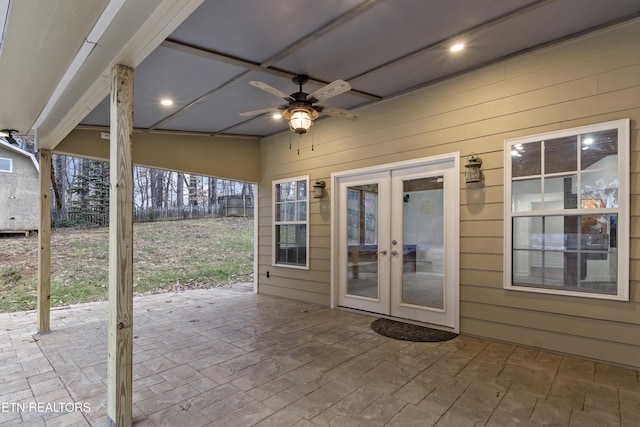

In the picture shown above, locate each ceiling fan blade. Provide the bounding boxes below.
[307,80,351,102]
[239,107,282,117]
[249,81,294,101]
[317,105,358,121]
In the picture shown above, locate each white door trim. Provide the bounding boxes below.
[330,153,460,332]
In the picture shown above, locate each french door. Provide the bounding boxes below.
[334,155,459,331]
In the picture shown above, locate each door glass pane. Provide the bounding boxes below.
[401,176,444,309]
[346,184,379,298]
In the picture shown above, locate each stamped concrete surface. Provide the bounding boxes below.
[0,286,639,426]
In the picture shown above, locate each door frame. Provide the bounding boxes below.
[336,171,392,315]
[330,153,460,332]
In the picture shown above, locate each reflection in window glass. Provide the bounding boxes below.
[581,129,618,170]
[511,141,541,177]
[513,217,542,249]
[544,216,567,250]
[347,185,378,245]
[581,171,618,208]
[543,175,577,210]
[346,184,379,299]
[511,214,618,295]
[276,224,307,266]
[505,119,628,299]
[545,136,576,174]
[512,179,541,212]
[274,177,308,268]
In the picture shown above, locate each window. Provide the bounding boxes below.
[273,176,309,268]
[504,119,629,300]
[0,157,11,172]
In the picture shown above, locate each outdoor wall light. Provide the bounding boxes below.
[465,153,483,183]
[312,180,326,198]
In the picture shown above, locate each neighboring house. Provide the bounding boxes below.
[0,139,39,233]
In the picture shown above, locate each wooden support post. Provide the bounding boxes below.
[37,149,51,333]
[107,64,134,427]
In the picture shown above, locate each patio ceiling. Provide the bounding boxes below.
[1,0,640,149]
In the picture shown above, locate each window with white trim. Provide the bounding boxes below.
[273,176,309,268]
[504,119,629,300]
[0,157,11,172]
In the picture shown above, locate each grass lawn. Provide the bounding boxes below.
[0,217,253,312]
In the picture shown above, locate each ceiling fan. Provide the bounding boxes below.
[240,75,357,134]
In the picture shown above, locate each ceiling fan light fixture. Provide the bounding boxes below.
[284,108,318,135]
[450,43,465,52]
[242,75,354,134]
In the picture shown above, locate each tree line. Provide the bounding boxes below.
[5,136,254,225]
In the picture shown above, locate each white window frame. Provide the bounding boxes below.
[504,119,629,300]
[272,175,309,269]
[0,157,12,173]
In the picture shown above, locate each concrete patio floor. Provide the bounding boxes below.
[0,286,639,426]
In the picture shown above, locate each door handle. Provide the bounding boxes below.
[377,250,388,255]
[390,250,399,256]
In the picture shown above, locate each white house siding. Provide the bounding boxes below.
[258,18,640,368]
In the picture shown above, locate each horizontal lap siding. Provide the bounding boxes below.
[258,18,640,368]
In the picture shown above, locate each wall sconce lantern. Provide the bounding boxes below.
[312,180,326,198]
[465,153,483,183]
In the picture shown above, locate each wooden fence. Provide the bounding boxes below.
[52,196,254,227]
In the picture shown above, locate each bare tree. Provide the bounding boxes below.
[50,156,63,209]
[176,173,184,207]
[208,177,217,206]
[188,174,198,206]
[135,167,149,209]
[150,169,164,208]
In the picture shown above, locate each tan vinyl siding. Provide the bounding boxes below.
[57,128,261,183]
[258,17,640,368]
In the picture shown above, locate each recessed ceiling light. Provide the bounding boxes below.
[450,43,465,53]
[272,113,282,119]
[160,98,174,106]
[583,137,593,145]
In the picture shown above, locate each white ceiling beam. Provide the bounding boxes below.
[0,0,11,57]
[36,0,205,150]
